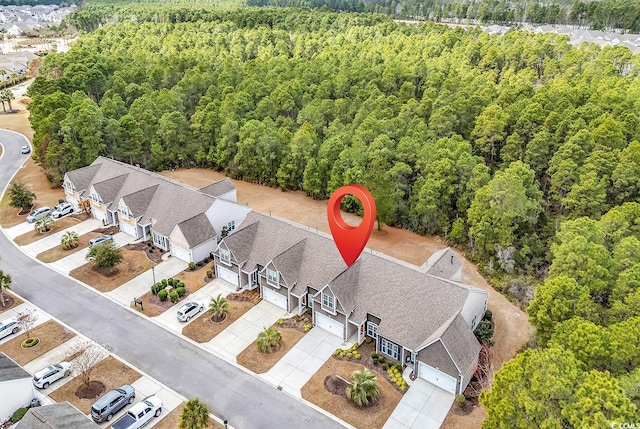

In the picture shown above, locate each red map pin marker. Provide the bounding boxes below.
[327,185,376,267]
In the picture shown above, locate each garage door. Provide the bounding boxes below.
[93,208,106,222]
[171,245,191,263]
[418,361,457,394]
[120,221,137,238]
[316,313,344,338]
[262,287,287,310]
[217,265,238,287]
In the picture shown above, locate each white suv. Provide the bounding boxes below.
[51,202,74,219]
[176,302,204,322]
[26,206,52,223]
[0,317,19,340]
[32,362,72,389]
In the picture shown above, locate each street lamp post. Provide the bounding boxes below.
[151,265,156,286]
[223,420,228,429]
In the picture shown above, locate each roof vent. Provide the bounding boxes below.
[135,164,140,169]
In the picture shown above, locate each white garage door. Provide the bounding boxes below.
[217,265,238,286]
[316,313,344,338]
[93,208,106,222]
[418,361,457,394]
[262,287,287,310]
[171,245,191,263]
[120,221,137,238]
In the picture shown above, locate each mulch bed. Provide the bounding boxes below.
[236,324,306,374]
[124,241,165,264]
[0,292,22,314]
[227,288,261,304]
[94,226,120,235]
[76,381,105,399]
[324,374,380,408]
[182,299,255,343]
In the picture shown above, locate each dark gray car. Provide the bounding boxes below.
[90,384,135,422]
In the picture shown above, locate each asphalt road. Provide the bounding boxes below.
[0,129,346,429]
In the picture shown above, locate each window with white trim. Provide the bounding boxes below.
[267,268,278,286]
[366,322,378,339]
[380,338,400,360]
[90,191,100,203]
[63,179,74,191]
[227,220,235,232]
[118,204,129,218]
[322,293,334,312]
[220,248,230,264]
[153,232,164,248]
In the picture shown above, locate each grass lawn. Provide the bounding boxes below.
[182,300,254,343]
[36,231,102,263]
[70,249,155,293]
[0,320,76,366]
[236,324,306,374]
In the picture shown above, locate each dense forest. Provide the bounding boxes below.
[28,3,640,425]
[247,0,640,33]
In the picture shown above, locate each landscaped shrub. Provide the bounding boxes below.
[395,363,402,372]
[387,367,408,391]
[188,262,196,270]
[169,291,179,303]
[206,269,213,278]
[304,323,312,332]
[158,289,168,301]
[382,363,388,370]
[378,356,386,364]
[483,310,493,321]
[373,357,379,364]
[277,318,284,325]
[371,352,378,359]
[346,352,353,358]
[11,407,28,423]
[151,283,163,295]
[178,281,185,288]
[161,279,168,287]
[168,278,176,287]
[176,287,185,297]
[353,352,361,360]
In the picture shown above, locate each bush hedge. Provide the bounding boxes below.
[158,289,168,301]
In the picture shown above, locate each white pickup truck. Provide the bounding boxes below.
[111,396,162,429]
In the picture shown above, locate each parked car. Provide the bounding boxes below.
[176,301,204,322]
[21,146,31,154]
[26,206,52,223]
[89,234,113,248]
[91,384,136,422]
[32,362,72,389]
[111,396,162,429]
[0,317,19,340]
[51,202,74,219]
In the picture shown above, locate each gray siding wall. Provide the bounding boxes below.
[417,340,459,380]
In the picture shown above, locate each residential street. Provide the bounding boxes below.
[0,129,346,429]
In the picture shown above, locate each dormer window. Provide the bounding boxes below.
[267,268,278,286]
[220,248,230,264]
[90,191,100,203]
[322,293,334,312]
[119,204,129,218]
[63,179,74,191]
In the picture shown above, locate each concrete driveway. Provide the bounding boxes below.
[21,218,102,256]
[383,379,455,429]
[261,327,343,398]
[203,300,288,362]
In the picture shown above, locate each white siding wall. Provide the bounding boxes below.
[0,379,34,422]
[191,238,216,263]
[460,289,489,330]
[205,200,250,238]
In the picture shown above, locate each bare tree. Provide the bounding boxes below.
[464,344,494,401]
[72,343,109,387]
[16,309,38,339]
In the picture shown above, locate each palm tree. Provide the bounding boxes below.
[61,231,80,250]
[346,368,380,408]
[257,327,281,353]
[179,398,209,429]
[34,214,54,233]
[208,294,229,322]
[1,89,14,111]
[0,269,11,307]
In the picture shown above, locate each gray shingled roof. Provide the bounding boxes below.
[199,178,235,197]
[122,185,158,218]
[18,402,100,429]
[272,239,306,287]
[328,255,469,350]
[92,174,128,205]
[0,352,31,382]
[225,212,474,352]
[222,220,260,264]
[65,164,100,194]
[68,157,217,238]
[424,248,462,280]
[437,314,482,375]
[176,213,217,247]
